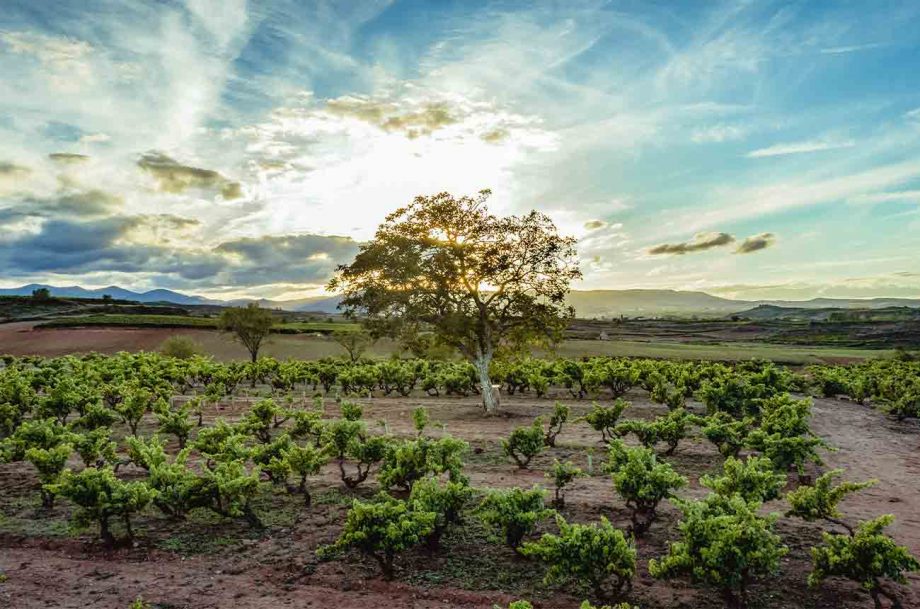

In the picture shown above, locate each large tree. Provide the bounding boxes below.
[219,303,274,362]
[329,190,580,412]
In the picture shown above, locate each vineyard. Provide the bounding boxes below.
[1,352,918,609]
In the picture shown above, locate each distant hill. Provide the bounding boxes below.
[0,284,217,306]
[2,284,919,317]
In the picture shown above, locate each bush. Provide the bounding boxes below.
[700,456,787,504]
[476,486,553,550]
[607,440,686,535]
[547,459,584,507]
[502,420,545,468]
[785,469,875,533]
[409,476,472,547]
[71,428,117,468]
[154,401,194,449]
[282,442,328,505]
[49,467,157,545]
[701,412,753,458]
[317,495,436,579]
[377,436,467,491]
[809,515,919,608]
[25,443,72,508]
[649,494,787,609]
[159,335,203,359]
[521,514,636,600]
[581,400,629,443]
[543,402,570,447]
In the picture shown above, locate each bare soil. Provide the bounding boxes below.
[1,389,918,609]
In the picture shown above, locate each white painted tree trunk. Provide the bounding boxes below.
[475,350,497,413]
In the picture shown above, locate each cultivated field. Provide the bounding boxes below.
[0,322,892,365]
[1,353,918,609]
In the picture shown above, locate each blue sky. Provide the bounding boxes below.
[1,0,919,300]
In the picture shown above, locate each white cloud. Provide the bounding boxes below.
[746,138,855,158]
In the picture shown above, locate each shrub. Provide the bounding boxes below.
[809,515,919,608]
[476,486,554,550]
[701,412,753,458]
[49,467,157,545]
[547,459,584,507]
[198,460,262,527]
[282,442,329,505]
[1,418,71,462]
[154,401,194,448]
[159,335,202,359]
[317,496,436,579]
[502,420,545,468]
[785,469,875,534]
[700,456,787,504]
[71,427,117,468]
[581,400,629,443]
[240,398,287,443]
[607,440,686,535]
[377,436,467,491]
[25,443,72,508]
[409,476,473,547]
[649,408,699,455]
[521,515,636,601]
[543,402,569,447]
[340,400,363,421]
[412,406,429,436]
[114,385,156,436]
[649,494,787,609]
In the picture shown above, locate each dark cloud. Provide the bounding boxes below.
[137,152,243,199]
[481,128,510,143]
[648,232,736,255]
[584,219,607,230]
[215,234,361,284]
[24,189,122,217]
[49,152,90,164]
[735,232,776,254]
[0,161,30,177]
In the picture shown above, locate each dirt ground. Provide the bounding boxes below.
[1,389,918,609]
[0,322,888,364]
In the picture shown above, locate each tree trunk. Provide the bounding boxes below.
[474,349,498,413]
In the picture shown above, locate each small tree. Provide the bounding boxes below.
[377,436,467,491]
[543,402,569,447]
[649,494,787,609]
[332,329,375,363]
[607,440,686,535]
[581,400,630,443]
[219,303,274,363]
[476,486,554,550]
[31,287,51,301]
[546,459,584,507]
[503,419,545,468]
[329,190,581,413]
[521,515,636,601]
[317,496,436,579]
[700,456,787,505]
[115,386,155,436]
[49,467,157,546]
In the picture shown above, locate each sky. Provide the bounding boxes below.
[1,0,919,301]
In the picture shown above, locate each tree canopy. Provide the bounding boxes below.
[219,303,274,362]
[329,190,580,412]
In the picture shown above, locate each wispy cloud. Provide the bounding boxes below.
[819,42,885,55]
[746,138,855,158]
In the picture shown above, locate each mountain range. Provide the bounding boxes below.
[2,284,920,317]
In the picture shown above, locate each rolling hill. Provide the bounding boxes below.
[2,284,919,317]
